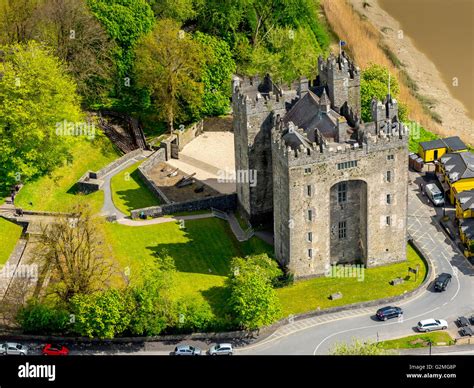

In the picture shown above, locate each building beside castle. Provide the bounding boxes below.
[232,52,409,278]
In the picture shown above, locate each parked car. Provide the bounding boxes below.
[376,306,403,321]
[434,273,452,292]
[173,345,202,356]
[417,319,448,332]
[424,183,445,206]
[0,343,28,356]
[42,344,69,356]
[208,343,233,356]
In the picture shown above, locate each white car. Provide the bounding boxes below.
[417,319,448,332]
[208,343,233,356]
[0,343,28,355]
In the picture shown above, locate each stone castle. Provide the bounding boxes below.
[232,52,409,278]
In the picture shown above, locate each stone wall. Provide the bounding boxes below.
[272,137,409,278]
[136,148,169,203]
[178,120,203,151]
[203,116,233,132]
[131,193,237,219]
[93,148,143,179]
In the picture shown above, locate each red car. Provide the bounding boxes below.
[42,344,69,356]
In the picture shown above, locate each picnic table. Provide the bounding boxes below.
[457,316,470,327]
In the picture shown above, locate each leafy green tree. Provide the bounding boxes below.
[17,300,70,334]
[87,0,154,87]
[134,19,205,130]
[361,64,408,122]
[174,296,214,333]
[70,289,133,339]
[330,339,395,355]
[0,41,82,194]
[194,32,236,117]
[228,255,282,330]
[127,262,175,336]
[149,0,204,23]
[249,26,321,84]
[232,254,283,283]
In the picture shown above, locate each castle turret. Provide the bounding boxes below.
[317,52,361,117]
[232,75,296,223]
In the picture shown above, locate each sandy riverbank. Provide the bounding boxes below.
[345,0,474,144]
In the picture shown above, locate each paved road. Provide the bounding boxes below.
[238,173,474,355]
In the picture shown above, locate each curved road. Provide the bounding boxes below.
[239,174,474,355]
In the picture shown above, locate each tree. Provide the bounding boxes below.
[87,0,155,82]
[228,255,282,330]
[194,32,236,117]
[149,0,203,23]
[0,0,40,44]
[361,64,408,123]
[34,0,116,105]
[0,41,82,194]
[35,204,116,303]
[174,296,215,333]
[17,300,70,334]
[249,26,321,84]
[126,262,175,336]
[134,19,205,130]
[70,289,132,339]
[330,339,395,355]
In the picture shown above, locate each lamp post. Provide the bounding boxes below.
[428,340,432,356]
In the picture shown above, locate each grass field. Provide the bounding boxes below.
[110,161,160,215]
[0,218,23,265]
[104,218,273,321]
[276,244,427,317]
[104,217,427,328]
[378,332,454,349]
[15,135,120,214]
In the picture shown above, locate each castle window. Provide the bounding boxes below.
[307,209,313,221]
[304,167,312,175]
[338,182,347,203]
[306,185,312,197]
[308,248,313,258]
[338,221,347,239]
[387,154,394,160]
[386,194,391,204]
[337,160,358,170]
[386,216,391,226]
[386,171,392,182]
[307,232,313,242]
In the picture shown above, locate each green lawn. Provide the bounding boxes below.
[0,218,23,265]
[378,332,454,349]
[15,135,120,214]
[110,161,160,215]
[104,217,427,329]
[104,218,273,321]
[409,122,438,153]
[276,244,427,317]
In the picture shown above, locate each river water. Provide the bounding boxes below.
[378,0,474,119]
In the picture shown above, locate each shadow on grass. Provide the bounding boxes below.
[113,169,160,212]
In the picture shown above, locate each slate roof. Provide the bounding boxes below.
[419,136,467,151]
[459,218,474,240]
[455,189,474,211]
[440,152,474,182]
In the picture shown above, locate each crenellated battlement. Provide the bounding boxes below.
[272,123,408,168]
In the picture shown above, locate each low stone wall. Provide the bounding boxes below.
[136,148,169,204]
[93,148,142,179]
[131,193,237,219]
[76,172,102,193]
[178,120,203,151]
[203,116,233,132]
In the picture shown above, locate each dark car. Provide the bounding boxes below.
[434,273,452,292]
[376,306,403,321]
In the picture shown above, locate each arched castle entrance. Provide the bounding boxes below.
[329,180,368,265]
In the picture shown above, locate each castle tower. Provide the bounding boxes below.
[317,52,361,117]
[232,75,295,223]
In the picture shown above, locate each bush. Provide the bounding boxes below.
[174,297,215,333]
[17,301,70,334]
